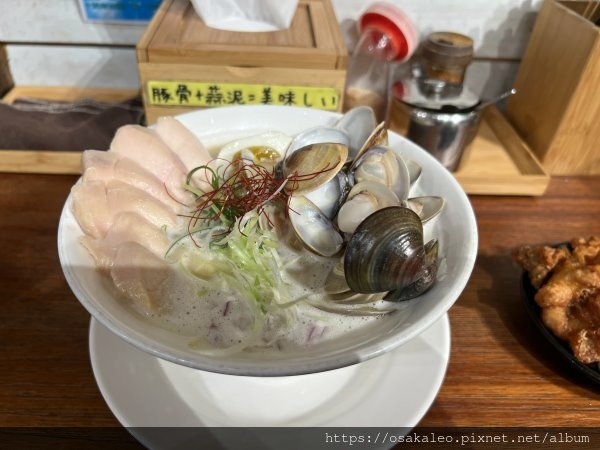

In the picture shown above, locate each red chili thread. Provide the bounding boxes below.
[184,157,339,246]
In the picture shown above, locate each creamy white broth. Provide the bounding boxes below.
[115,129,406,353]
[137,233,384,353]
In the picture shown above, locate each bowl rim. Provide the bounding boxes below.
[58,104,478,376]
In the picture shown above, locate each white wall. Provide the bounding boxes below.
[0,0,544,98]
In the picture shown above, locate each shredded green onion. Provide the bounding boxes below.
[177,211,292,314]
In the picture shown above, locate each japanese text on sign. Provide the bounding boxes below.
[147,81,340,111]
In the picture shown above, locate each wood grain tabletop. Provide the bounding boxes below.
[1,172,599,448]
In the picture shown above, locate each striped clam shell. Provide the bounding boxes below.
[343,206,427,294]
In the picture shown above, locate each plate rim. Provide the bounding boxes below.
[89,313,451,433]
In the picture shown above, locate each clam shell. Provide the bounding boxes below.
[288,195,345,257]
[334,106,378,162]
[323,257,350,294]
[309,302,395,316]
[404,157,422,186]
[283,143,347,194]
[336,181,400,234]
[384,239,439,302]
[282,126,349,194]
[304,171,350,220]
[325,291,386,305]
[403,196,445,224]
[344,206,426,293]
[286,126,349,154]
[349,121,388,168]
[351,145,411,201]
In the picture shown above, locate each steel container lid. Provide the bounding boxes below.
[393,78,480,112]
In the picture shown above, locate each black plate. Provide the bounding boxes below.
[520,245,600,385]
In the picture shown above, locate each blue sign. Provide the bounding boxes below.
[80,0,162,23]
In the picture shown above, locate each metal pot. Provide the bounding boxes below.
[395,78,481,172]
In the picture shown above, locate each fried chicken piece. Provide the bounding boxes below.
[540,280,600,364]
[571,236,600,265]
[541,291,600,341]
[541,306,581,341]
[513,244,570,289]
[515,236,600,364]
[535,259,600,308]
[569,328,600,364]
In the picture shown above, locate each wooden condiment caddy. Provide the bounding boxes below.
[136,0,347,124]
[505,0,600,175]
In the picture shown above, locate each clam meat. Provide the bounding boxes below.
[287,195,345,257]
[336,181,400,234]
[350,145,411,200]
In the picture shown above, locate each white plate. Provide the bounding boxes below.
[59,105,477,377]
[90,314,450,449]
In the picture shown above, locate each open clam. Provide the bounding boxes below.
[334,106,378,162]
[336,180,400,234]
[404,157,422,186]
[403,196,445,224]
[276,107,443,312]
[303,171,350,220]
[282,126,349,194]
[349,121,388,168]
[287,195,344,257]
[350,145,411,201]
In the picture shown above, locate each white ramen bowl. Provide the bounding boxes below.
[58,105,477,377]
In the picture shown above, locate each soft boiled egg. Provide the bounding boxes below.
[217,131,292,171]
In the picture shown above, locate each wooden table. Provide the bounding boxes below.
[1,173,599,447]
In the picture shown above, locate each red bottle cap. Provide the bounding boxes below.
[358,2,418,62]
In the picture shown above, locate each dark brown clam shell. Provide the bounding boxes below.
[384,238,439,302]
[343,206,426,294]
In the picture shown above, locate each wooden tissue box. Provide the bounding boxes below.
[505,0,600,175]
[136,0,347,124]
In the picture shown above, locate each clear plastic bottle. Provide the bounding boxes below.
[342,2,417,124]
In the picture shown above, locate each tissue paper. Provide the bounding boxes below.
[191,0,298,31]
